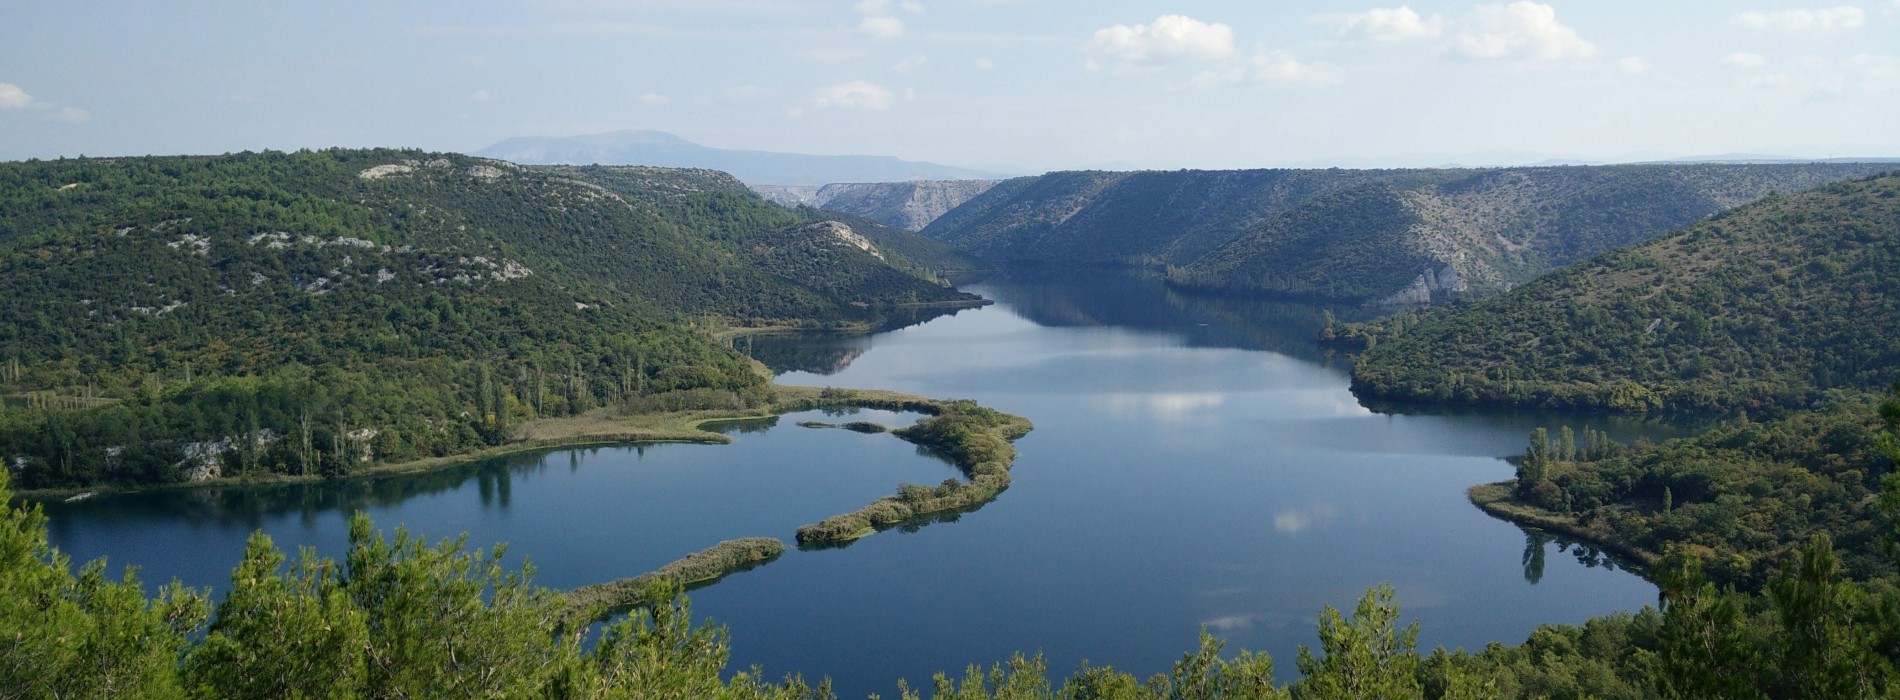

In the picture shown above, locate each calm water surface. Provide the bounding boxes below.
[40,269,1680,697]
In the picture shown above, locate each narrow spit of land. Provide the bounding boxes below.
[491,384,1033,622]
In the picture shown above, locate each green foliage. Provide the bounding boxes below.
[1293,585,1426,700]
[566,538,785,622]
[1503,396,1894,586]
[1169,184,1438,302]
[0,472,208,699]
[0,150,983,490]
[1353,172,1900,413]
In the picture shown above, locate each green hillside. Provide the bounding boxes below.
[922,163,1893,304]
[0,150,972,489]
[1351,171,1900,412]
[1167,183,1438,302]
[792,208,991,282]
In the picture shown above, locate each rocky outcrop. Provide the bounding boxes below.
[753,180,1001,231]
[793,221,883,259]
[1378,263,1469,306]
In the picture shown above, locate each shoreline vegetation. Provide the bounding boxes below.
[10,384,1016,501]
[794,401,1033,547]
[1466,482,1662,572]
[563,537,786,622]
[13,377,1034,626]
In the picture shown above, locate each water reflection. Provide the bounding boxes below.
[736,306,978,376]
[1523,531,1550,585]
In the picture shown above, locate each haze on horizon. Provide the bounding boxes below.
[3,1,1899,171]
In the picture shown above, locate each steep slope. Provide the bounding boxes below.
[473,130,1007,186]
[1168,183,1444,302]
[1350,171,1900,413]
[756,180,1000,231]
[0,150,971,489]
[922,163,1893,304]
[536,164,981,310]
[788,209,991,281]
[923,169,1429,266]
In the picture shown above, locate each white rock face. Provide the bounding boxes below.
[177,440,231,481]
[359,164,415,180]
[803,221,883,259]
[167,234,211,256]
[467,164,506,180]
[1379,263,1469,306]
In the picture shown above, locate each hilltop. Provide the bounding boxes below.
[1350,171,1900,413]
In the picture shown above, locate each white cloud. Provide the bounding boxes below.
[1733,7,1865,32]
[1089,15,1236,66]
[0,82,90,122]
[1618,56,1650,74]
[637,92,670,106]
[471,89,492,103]
[1338,6,1446,42]
[853,0,916,38]
[813,80,894,110]
[972,57,996,70]
[1724,52,1768,68]
[1192,50,1342,88]
[859,15,904,38]
[1250,50,1345,85]
[0,83,32,109]
[1450,2,1597,60]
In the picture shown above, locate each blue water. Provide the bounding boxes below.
[39,269,1675,697]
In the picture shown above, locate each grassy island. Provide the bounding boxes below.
[795,401,1033,547]
[564,537,785,622]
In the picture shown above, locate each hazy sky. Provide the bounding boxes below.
[4,1,1899,171]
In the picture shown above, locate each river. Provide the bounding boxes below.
[38,268,1682,697]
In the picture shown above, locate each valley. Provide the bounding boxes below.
[4,150,1898,700]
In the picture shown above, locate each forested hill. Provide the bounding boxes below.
[921,162,1892,304]
[0,150,972,489]
[1351,171,1900,413]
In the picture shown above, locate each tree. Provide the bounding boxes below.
[0,468,209,699]
[1294,584,1425,700]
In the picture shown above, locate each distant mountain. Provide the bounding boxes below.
[1660,154,1900,165]
[472,130,1009,186]
[1351,171,1900,413]
[755,180,1000,231]
[921,163,1896,304]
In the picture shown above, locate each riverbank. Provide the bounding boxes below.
[1467,481,1661,573]
[12,384,982,502]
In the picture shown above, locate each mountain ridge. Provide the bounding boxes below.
[920,162,1897,304]
[472,130,1009,186]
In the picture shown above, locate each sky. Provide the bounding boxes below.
[3,1,1899,171]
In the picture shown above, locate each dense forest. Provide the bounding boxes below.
[5,382,1897,698]
[921,163,1892,305]
[1351,171,1900,413]
[0,151,973,489]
